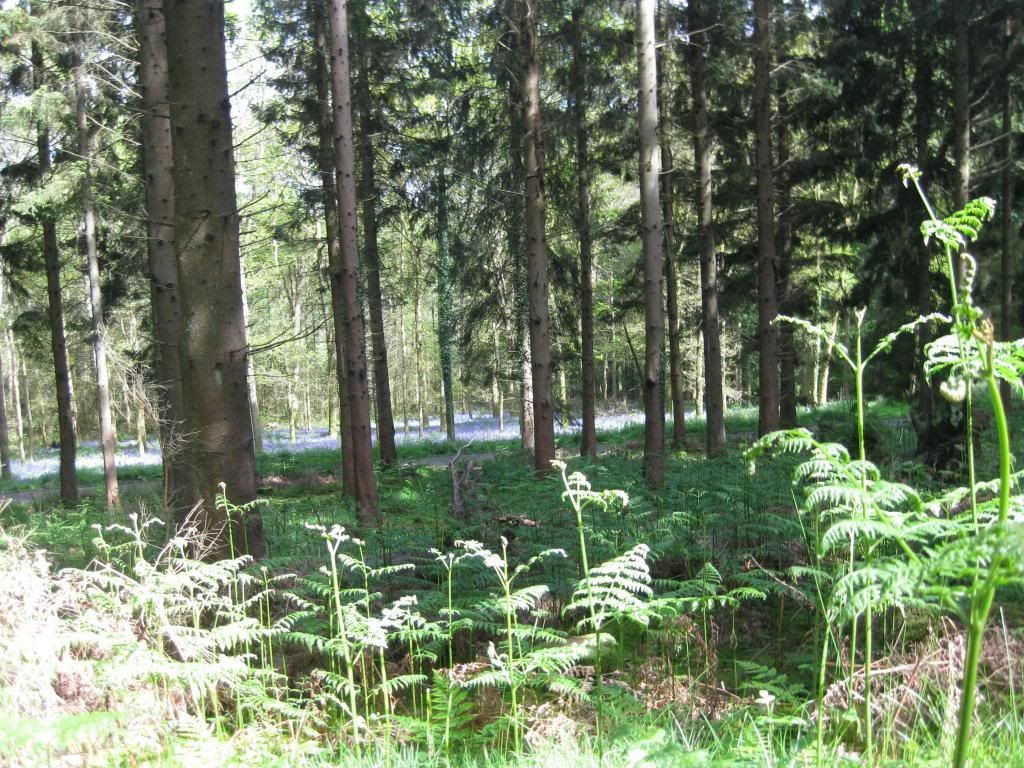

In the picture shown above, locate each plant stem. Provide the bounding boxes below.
[854,323,873,764]
[953,363,1012,768]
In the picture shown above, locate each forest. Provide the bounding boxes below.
[0,0,1022,765]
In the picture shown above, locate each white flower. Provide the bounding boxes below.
[756,689,776,708]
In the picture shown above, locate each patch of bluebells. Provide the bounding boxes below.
[9,408,702,481]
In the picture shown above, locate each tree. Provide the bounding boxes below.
[951,0,970,287]
[0,303,10,480]
[774,2,795,428]
[659,0,685,448]
[753,0,779,437]
[137,0,187,517]
[520,0,555,472]
[687,0,726,454]
[33,40,79,505]
[325,0,380,523]
[310,0,356,496]
[354,45,397,466]
[74,41,119,509]
[164,0,263,555]
[637,0,664,487]
[569,4,597,460]
[999,2,1014,408]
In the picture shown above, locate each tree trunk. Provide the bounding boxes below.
[355,55,397,465]
[570,6,598,460]
[659,0,685,448]
[33,42,78,504]
[999,6,1013,409]
[9,336,24,463]
[136,396,148,458]
[435,165,457,441]
[414,284,425,438]
[311,0,355,494]
[165,0,262,556]
[952,0,970,283]
[687,0,725,454]
[0,325,10,479]
[239,257,264,454]
[637,0,664,486]
[912,0,934,422]
[521,0,555,472]
[21,358,34,462]
[75,49,120,509]
[325,0,380,524]
[754,0,779,437]
[138,0,192,517]
[776,105,797,427]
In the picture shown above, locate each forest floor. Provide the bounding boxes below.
[1,398,1019,767]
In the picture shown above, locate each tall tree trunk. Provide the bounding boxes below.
[952,0,970,282]
[687,0,725,454]
[0,315,9,479]
[311,0,355,495]
[21,358,34,462]
[521,0,555,472]
[138,0,192,517]
[776,108,797,427]
[511,89,534,454]
[355,55,397,464]
[75,50,119,509]
[325,0,380,523]
[659,0,685,448]
[9,335,24,463]
[999,5,1013,409]
[239,257,264,453]
[754,0,779,437]
[569,6,598,460]
[33,42,78,504]
[414,286,425,438]
[435,165,457,441]
[165,0,262,556]
[398,252,410,435]
[912,0,935,423]
[638,0,665,486]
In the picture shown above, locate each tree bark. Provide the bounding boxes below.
[569,6,598,460]
[75,48,119,509]
[355,54,397,464]
[435,165,457,441]
[311,0,355,495]
[521,0,555,473]
[952,0,970,284]
[776,104,797,427]
[325,0,380,524]
[754,0,779,437]
[0,322,10,479]
[999,6,1013,409]
[33,42,78,504]
[239,257,264,453]
[21,358,34,462]
[687,0,725,454]
[637,0,664,487]
[911,0,935,423]
[659,0,685,448]
[134,0,187,506]
[9,337,24,463]
[508,74,534,454]
[165,0,262,556]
